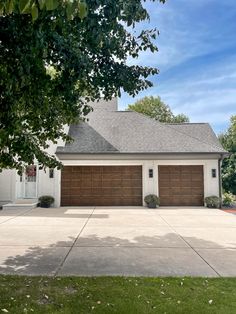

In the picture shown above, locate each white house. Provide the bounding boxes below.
[0,98,227,208]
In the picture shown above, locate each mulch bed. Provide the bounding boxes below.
[221,208,236,213]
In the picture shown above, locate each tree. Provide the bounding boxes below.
[0,0,165,172]
[219,116,236,195]
[127,96,189,123]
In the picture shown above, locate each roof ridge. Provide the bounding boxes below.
[131,111,225,152]
[164,122,208,125]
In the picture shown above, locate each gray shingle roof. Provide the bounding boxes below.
[56,110,227,154]
[56,122,118,153]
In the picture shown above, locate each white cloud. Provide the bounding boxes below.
[120,0,236,133]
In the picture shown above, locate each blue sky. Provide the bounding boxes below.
[119,0,236,134]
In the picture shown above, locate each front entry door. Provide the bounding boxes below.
[17,165,37,198]
[25,165,37,198]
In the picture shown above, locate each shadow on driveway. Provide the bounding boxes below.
[0,233,234,277]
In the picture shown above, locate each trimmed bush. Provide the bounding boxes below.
[204,196,221,208]
[144,194,160,208]
[222,192,235,207]
[38,195,55,208]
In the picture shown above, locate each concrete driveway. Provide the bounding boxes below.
[0,206,236,277]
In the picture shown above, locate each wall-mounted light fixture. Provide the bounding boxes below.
[49,169,54,179]
[211,169,217,178]
[149,169,153,178]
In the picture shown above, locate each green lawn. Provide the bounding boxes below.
[0,276,236,313]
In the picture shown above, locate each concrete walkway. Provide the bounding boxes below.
[0,206,236,277]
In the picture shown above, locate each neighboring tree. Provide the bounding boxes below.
[0,0,165,172]
[219,116,236,195]
[0,0,89,21]
[127,96,189,123]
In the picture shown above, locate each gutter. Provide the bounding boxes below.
[56,151,227,155]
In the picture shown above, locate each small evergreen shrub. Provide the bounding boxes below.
[204,196,221,208]
[144,194,160,208]
[38,195,55,208]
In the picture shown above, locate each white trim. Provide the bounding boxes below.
[62,160,144,166]
[57,153,223,160]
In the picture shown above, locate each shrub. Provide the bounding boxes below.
[222,192,235,207]
[38,195,55,208]
[204,196,221,208]
[144,194,160,208]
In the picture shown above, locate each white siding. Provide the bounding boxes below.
[0,169,15,204]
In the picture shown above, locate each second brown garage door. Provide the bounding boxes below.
[158,165,204,206]
[61,166,142,206]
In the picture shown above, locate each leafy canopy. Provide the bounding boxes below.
[127,96,189,123]
[219,116,236,195]
[0,0,165,172]
[0,0,89,21]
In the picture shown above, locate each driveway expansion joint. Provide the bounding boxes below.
[0,208,33,225]
[159,214,221,277]
[53,207,96,277]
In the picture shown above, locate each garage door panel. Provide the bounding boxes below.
[61,166,142,206]
[102,187,122,196]
[160,181,171,188]
[81,180,92,187]
[159,165,204,206]
[80,188,92,196]
[181,174,192,180]
[122,197,142,206]
[61,173,73,180]
[91,167,102,174]
[191,176,203,182]
[91,173,102,180]
[123,187,142,196]
[181,187,192,195]
[191,188,204,196]
[102,173,122,180]
[103,179,123,187]
[170,179,181,185]
[71,167,82,173]
[171,187,182,195]
[66,187,81,195]
[190,182,203,188]
[122,179,142,187]
[60,189,71,196]
[159,173,170,180]
[159,187,170,195]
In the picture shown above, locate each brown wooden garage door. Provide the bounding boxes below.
[158,165,204,206]
[61,166,142,206]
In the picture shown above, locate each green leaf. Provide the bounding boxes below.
[7,0,14,14]
[38,0,45,10]
[78,1,88,20]
[66,2,73,20]
[31,3,38,21]
[19,0,31,13]
[45,0,58,11]
[0,2,4,15]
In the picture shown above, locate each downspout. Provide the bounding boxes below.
[218,154,224,209]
